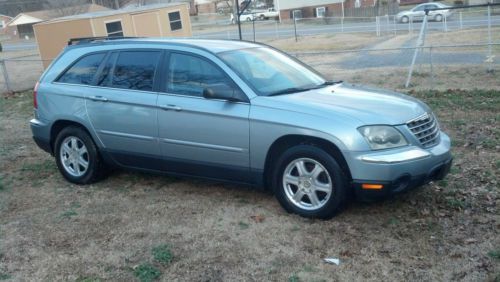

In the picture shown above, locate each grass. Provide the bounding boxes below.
[488,250,500,260]
[133,263,161,282]
[238,221,250,230]
[0,273,11,280]
[0,90,499,280]
[75,277,102,282]
[152,244,173,265]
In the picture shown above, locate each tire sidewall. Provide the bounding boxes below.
[272,145,348,219]
[54,127,100,184]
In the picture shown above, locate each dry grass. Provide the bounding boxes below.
[263,33,385,52]
[0,86,499,281]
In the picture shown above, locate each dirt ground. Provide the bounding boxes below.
[0,83,499,281]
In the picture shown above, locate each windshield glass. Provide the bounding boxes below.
[218,47,327,96]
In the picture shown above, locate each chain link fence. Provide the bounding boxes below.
[0,5,499,94]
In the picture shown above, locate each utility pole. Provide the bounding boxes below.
[235,0,242,40]
[235,0,252,40]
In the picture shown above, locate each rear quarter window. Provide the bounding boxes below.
[57,53,106,85]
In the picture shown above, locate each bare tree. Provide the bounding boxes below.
[44,0,91,17]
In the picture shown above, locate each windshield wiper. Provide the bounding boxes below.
[319,80,343,86]
[267,81,343,97]
[267,87,312,96]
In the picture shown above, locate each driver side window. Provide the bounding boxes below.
[167,53,236,97]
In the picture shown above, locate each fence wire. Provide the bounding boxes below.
[0,5,499,93]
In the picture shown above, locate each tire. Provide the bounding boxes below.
[260,15,265,20]
[401,16,409,23]
[434,14,443,22]
[246,17,252,22]
[54,126,106,184]
[272,145,349,219]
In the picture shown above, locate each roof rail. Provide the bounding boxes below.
[67,36,140,46]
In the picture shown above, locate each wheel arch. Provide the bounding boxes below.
[263,134,352,190]
[50,119,94,153]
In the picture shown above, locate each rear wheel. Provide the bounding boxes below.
[401,16,409,23]
[434,14,443,22]
[273,145,349,219]
[54,126,105,184]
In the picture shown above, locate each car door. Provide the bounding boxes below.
[157,51,251,182]
[412,4,427,21]
[85,49,163,169]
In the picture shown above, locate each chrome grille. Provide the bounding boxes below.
[407,113,440,148]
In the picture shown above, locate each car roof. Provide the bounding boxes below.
[68,38,263,54]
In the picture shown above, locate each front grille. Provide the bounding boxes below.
[407,113,440,148]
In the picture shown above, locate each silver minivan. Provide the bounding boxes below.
[30,38,452,218]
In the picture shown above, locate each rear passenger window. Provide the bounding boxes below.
[58,53,105,85]
[167,53,233,97]
[108,51,161,91]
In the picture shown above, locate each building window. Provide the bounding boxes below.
[355,0,361,8]
[105,21,123,37]
[291,9,302,19]
[168,11,182,31]
[316,7,326,18]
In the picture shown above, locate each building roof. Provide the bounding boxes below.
[38,3,189,25]
[8,4,109,26]
[277,0,344,10]
[0,14,13,19]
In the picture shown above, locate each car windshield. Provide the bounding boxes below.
[218,47,329,96]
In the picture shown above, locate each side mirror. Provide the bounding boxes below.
[203,84,241,102]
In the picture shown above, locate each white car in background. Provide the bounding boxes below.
[230,12,256,24]
[396,3,453,23]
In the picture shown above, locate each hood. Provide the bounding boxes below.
[255,83,430,125]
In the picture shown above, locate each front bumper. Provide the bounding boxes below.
[344,131,452,200]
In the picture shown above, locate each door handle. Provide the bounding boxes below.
[89,96,108,102]
[159,104,182,111]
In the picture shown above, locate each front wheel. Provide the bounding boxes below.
[54,126,105,184]
[401,16,409,23]
[273,145,349,219]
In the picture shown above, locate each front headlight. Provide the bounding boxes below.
[358,125,408,150]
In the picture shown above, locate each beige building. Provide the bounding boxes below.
[8,4,110,39]
[34,3,192,68]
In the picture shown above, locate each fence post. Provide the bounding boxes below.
[429,46,434,89]
[386,15,390,35]
[275,21,279,39]
[0,60,12,93]
[294,17,298,42]
[393,16,397,36]
[443,14,448,32]
[487,4,493,73]
[406,14,428,88]
[459,11,463,29]
[252,18,256,42]
[341,17,344,33]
